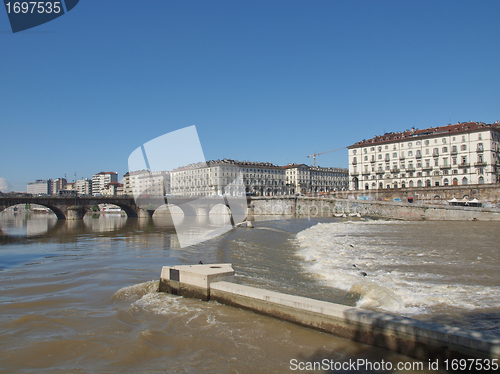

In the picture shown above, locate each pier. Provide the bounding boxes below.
[159,264,500,363]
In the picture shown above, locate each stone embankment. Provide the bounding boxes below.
[249,196,500,221]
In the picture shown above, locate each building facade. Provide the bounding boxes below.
[76,178,92,196]
[348,121,500,190]
[27,180,52,195]
[51,178,67,195]
[124,170,170,198]
[170,159,286,197]
[101,181,124,196]
[284,164,348,194]
[92,172,118,196]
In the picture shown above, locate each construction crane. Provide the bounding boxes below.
[307,147,345,167]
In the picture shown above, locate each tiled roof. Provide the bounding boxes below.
[349,121,500,148]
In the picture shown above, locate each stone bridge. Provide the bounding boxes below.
[0,196,249,220]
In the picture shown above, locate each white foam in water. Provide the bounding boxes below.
[295,221,500,315]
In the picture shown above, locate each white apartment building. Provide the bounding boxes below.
[76,178,92,196]
[170,159,286,197]
[27,180,52,195]
[348,121,500,190]
[124,170,170,197]
[92,172,118,196]
[284,164,348,194]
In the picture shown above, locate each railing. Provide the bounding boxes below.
[474,162,487,167]
[440,165,451,169]
[458,163,470,168]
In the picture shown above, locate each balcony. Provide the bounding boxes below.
[352,161,357,165]
[415,154,422,159]
[474,162,487,167]
[440,165,451,169]
[391,168,400,173]
[432,152,439,157]
[370,159,375,163]
[376,170,384,175]
[458,163,470,168]
[362,170,371,175]
[406,167,416,172]
[399,156,405,160]
[451,149,458,155]
[476,147,484,153]
[422,166,433,171]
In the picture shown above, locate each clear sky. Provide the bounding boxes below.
[1,0,499,192]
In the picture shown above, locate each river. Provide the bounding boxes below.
[1,211,498,373]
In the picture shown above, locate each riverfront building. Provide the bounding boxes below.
[123,170,170,198]
[27,179,52,195]
[284,164,348,194]
[348,121,500,190]
[92,172,118,196]
[170,159,286,197]
[76,178,92,196]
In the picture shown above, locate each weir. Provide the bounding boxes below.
[159,263,500,363]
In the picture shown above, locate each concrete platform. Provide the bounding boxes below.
[158,263,500,362]
[159,263,234,301]
[210,281,500,361]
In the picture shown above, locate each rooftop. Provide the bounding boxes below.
[349,121,500,148]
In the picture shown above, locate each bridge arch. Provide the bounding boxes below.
[0,202,66,219]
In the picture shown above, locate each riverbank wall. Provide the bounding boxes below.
[249,196,500,221]
[159,264,500,363]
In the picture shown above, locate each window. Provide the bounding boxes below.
[371,147,375,151]
[442,147,448,153]
[353,150,357,154]
[408,151,413,156]
[442,138,447,144]
[378,146,382,151]
[408,142,412,147]
[425,148,430,154]
[462,177,468,185]
[452,157,457,165]
[416,150,421,157]
[461,144,467,151]
[444,178,449,186]
[434,159,439,167]
[477,143,483,151]
[393,152,397,158]
[479,176,484,184]
[424,140,429,145]
[378,154,382,159]
[443,157,448,166]
[364,148,367,153]
[461,156,467,164]
[364,155,368,161]
[385,145,389,149]
[462,135,466,142]
[416,141,421,145]
[385,154,390,161]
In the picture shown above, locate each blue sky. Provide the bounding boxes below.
[1,0,499,192]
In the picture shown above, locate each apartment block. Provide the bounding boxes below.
[348,121,500,190]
